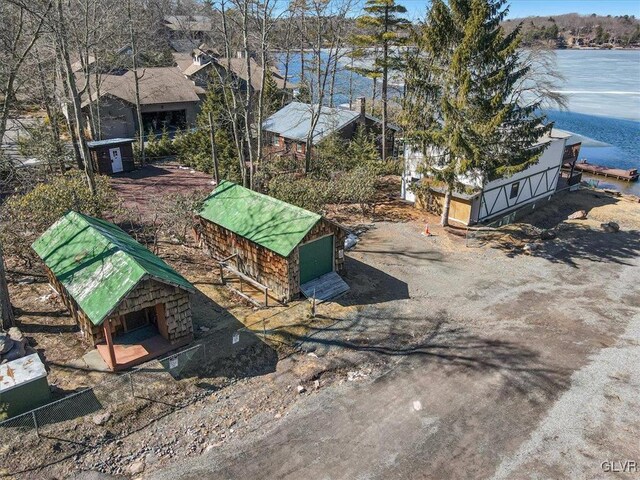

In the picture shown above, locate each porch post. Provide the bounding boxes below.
[103,319,117,370]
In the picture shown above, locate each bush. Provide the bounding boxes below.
[144,126,176,160]
[0,171,121,266]
[267,174,334,213]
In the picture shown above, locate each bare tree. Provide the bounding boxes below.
[301,0,355,173]
[55,0,97,193]
[0,246,13,330]
[0,1,51,145]
[128,0,146,164]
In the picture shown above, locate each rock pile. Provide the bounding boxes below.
[0,327,34,363]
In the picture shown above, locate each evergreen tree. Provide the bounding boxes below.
[352,0,408,161]
[403,0,553,226]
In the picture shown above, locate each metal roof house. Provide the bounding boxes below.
[32,212,194,371]
[262,100,399,160]
[196,181,348,303]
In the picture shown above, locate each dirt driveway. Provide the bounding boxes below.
[152,192,640,479]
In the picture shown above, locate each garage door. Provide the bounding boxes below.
[299,235,334,284]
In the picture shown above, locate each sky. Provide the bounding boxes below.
[399,0,640,21]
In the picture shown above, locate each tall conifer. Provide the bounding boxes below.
[353,0,408,161]
[404,0,553,226]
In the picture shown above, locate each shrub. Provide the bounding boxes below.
[0,171,121,266]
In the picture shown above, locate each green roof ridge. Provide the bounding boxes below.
[33,211,193,326]
[199,180,321,257]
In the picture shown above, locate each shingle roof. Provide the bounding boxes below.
[198,181,321,257]
[81,67,200,108]
[32,212,193,326]
[262,102,362,144]
[164,15,213,32]
[214,57,287,91]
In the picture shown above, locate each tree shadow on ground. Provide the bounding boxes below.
[173,287,278,381]
[337,256,410,306]
[290,310,569,398]
[484,190,640,268]
[113,164,173,180]
[490,223,640,269]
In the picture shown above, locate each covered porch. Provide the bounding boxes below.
[97,324,188,371]
[96,303,187,371]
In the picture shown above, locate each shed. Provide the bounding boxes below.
[32,211,195,371]
[0,354,50,418]
[196,181,347,302]
[86,138,135,174]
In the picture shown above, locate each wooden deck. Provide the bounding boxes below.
[96,325,188,371]
[572,161,638,182]
[300,272,350,303]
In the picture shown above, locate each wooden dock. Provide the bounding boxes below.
[572,160,638,182]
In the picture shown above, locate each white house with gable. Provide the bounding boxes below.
[401,128,582,225]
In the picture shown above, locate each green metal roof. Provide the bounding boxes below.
[32,211,193,326]
[198,180,321,257]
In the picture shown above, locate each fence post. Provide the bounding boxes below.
[129,373,135,399]
[311,289,316,318]
[32,411,39,438]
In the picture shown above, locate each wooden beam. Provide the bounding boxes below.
[103,319,117,370]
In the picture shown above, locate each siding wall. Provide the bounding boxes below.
[197,217,346,302]
[197,218,293,301]
[477,138,567,222]
[45,267,192,346]
[403,137,567,225]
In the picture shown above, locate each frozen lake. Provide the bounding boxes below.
[278,49,640,193]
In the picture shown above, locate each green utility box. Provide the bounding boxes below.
[0,354,50,419]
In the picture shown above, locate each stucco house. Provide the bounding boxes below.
[401,129,583,226]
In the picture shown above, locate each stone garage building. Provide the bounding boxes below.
[33,211,194,371]
[196,181,347,303]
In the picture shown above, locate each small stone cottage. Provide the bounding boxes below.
[196,181,347,302]
[32,211,194,371]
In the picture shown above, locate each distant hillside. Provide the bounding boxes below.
[502,13,640,49]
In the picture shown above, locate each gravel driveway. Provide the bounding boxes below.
[151,212,640,479]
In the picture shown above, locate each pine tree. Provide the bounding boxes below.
[352,0,408,161]
[403,0,553,226]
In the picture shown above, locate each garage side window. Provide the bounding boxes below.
[510,182,520,199]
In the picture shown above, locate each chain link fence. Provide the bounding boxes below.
[0,299,315,476]
[0,344,205,476]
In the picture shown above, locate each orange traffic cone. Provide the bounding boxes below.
[423,223,431,236]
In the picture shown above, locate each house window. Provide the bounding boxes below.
[272,136,280,146]
[296,143,303,153]
[510,182,520,199]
